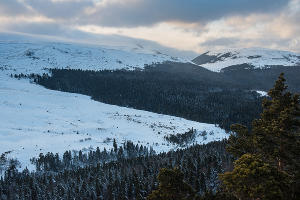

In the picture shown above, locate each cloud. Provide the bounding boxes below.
[0,0,32,16]
[0,21,197,59]
[0,0,299,55]
[200,37,240,47]
[83,0,290,27]
[195,3,300,53]
[2,21,69,37]
[26,0,94,20]
[0,0,291,27]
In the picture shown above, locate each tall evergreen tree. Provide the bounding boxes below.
[222,73,300,199]
[220,154,289,200]
[253,73,300,172]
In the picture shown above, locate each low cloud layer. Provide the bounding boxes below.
[0,0,32,16]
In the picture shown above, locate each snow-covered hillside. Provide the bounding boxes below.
[0,40,227,170]
[0,73,226,170]
[192,48,300,72]
[0,41,186,75]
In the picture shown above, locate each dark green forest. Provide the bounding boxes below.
[29,67,264,131]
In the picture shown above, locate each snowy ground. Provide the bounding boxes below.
[0,40,226,171]
[256,90,268,97]
[198,48,300,72]
[0,74,227,171]
[0,41,187,75]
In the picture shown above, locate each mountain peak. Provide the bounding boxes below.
[192,47,300,72]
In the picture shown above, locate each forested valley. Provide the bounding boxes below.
[29,66,264,131]
[6,68,300,200]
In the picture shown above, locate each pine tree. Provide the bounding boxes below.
[113,139,118,153]
[220,154,289,200]
[147,168,196,200]
[252,73,300,172]
[222,73,300,199]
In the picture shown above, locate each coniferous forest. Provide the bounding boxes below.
[0,140,232,199]
[1,73,299,200]
[30,67,264,131]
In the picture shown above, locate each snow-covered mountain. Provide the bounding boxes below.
[0,40,187,75]
[192,48,300,72]
[0,40,225,170]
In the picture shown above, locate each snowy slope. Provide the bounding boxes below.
[192,48,300,72]
[0,41,186,75]
[0,40,225,170]
[0,74,227,170]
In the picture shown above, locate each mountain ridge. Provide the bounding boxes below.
[192,47,300,72]
[0,40,190,76]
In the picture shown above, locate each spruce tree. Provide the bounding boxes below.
[220,154,289,200]
[113,139,118,153]
[222,73,300,199]
[252,73,300,172]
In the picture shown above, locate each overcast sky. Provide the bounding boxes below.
[0,0,299,56]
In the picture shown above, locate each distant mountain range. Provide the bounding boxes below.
[1,39,300,93]
[1,38,299,91]
[1,33,300,75]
